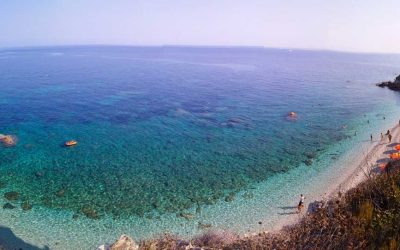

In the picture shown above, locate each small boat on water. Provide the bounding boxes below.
[65,140,78,147]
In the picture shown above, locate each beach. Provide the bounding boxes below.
[272,122,400,232]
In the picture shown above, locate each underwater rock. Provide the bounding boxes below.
[21,201,33,211]
[198,222,212,230]
[56,188,65,197]
[196,205,201,214]
[0,181,6,189]
[81,205,100,219]
[35,171,44,178]
[304,159,313,166]
[305,151,317,159]
[179,212,195,220]
[227,117,243,124]
[205,198,216,205]
[3,203,15,209]
[224,193,235,202]
[242,192,254,199]
[72,213,79,220]
[4,191,20,201]
[110,234,139,250]
[174,108,191,116]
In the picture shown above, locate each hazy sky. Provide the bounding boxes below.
[1,0,399,53]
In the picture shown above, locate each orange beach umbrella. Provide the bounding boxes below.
[390,152,400,159]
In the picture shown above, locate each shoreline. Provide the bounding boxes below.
[1,111,400,249]
[271,122,400,232]
[102,120,400,248]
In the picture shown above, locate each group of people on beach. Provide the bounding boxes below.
[297,119,400,214]
[372,129,392,143]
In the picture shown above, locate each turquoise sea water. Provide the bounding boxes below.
[1,46,400,249]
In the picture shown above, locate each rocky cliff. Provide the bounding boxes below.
[377,74,400,90]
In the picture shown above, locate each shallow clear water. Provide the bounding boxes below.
[0,46,400,248]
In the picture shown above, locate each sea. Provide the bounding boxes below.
[0,46,400,249]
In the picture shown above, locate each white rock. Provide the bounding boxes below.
[97,244,110,250]
[110,234,139,250]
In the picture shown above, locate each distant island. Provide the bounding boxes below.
[377,75,400,90]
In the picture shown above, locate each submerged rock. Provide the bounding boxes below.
[81,205,100,219]
[304,159,313,166]
[21,201,33,211]
[35,171,44,178]
[198,222,212,230]
[196,205,201,214]
[0,181,6,189]
[110,234,139,250]
[224,193,235,202]
[242,192,254,199]
[4,191,20,201]
[56,188,65,197]
[178,212,195,220]
[3,203,15,209]
[305,151,317,159]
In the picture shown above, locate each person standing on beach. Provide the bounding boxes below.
[388,133,392,143]
[297,194,305,213]
[370,134,373,141]
[386,130,390,135]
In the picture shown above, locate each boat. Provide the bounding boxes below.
[65,140,78,147]
[394,145,400,151]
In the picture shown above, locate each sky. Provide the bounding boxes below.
[0,0,399,53]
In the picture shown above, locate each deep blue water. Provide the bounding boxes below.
[0,46,400,219]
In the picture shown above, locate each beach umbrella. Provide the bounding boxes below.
[394,145,400,151]
[379,163,387,171]
[390,152,400,159]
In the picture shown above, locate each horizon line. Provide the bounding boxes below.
[1,43,399,56]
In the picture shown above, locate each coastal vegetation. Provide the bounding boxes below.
[112,160,400,249]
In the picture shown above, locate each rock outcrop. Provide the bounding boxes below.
[376,74,400,90]
[98,235,139,250]
[0,134,17,147]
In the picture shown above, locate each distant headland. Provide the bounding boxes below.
[377,74,400,90]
